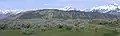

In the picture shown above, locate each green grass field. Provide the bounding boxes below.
[0,19,120,36]
[0,25,119,36]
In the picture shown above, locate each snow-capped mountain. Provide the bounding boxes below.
[1,2,120,20]
[0,9,30,14]
[0,9,27,19]
[86,2,120,13]
[39,6,76,11]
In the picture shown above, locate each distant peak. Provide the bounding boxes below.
[111,0,118,6]
[83,0,120,13]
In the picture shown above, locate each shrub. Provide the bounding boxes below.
[64,24,74,30]
[40,27,48,31]
[0,24,8,30]
[21,24,31,28]
[56,24,64,29]
[20,28,35,35]
[7,24,22,30]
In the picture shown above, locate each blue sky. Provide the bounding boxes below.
[0,0,119,10]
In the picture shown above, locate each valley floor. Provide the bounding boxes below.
[0,19,120,36]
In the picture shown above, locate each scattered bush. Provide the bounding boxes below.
[1,19,120,34]
[40,27,48,31]
[20,28,35,35]
[64,24,74,30]
[56,24,64,29]
[0,24,8,30]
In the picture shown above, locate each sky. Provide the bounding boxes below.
[0,0,120,10]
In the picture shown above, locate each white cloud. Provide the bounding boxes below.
[43,4,49,6]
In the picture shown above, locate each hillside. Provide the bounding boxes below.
[1,9,120,36]
[15,9,120,20]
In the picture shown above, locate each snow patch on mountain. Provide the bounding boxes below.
[84,1,120,13]
[0,9,26,15]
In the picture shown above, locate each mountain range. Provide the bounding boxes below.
[1,2,120,20]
